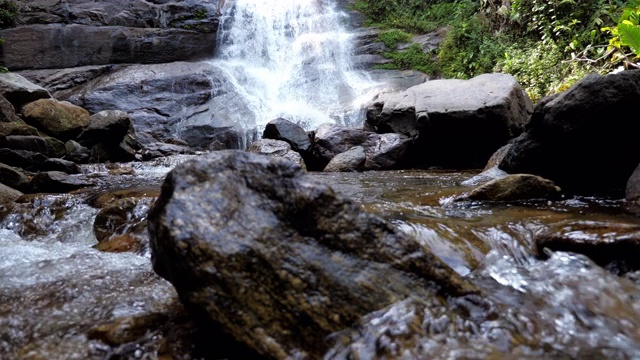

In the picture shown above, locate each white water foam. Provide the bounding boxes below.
[207,0,379,131]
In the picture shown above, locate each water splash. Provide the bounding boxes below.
[210,0,378,131]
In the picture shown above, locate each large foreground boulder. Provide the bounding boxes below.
[366,73,532,169]
[499,70,640,194]
[148,150,475,359]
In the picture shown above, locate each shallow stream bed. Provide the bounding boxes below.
[1,159,640,359]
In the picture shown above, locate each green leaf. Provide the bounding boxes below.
[619,22,640,55]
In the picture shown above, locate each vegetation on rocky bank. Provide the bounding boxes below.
[354,0,640,101]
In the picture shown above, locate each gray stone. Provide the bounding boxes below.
[78,110,131,146]
[323,146,365,172]
[65,140,90,164]
[0,148,48,170]
[626,164,640,214]
[0,24,217,71]
[0,73,51,109]
[367,73,533,169]
[312,124,410,171]
[41,158,81,174]
[0,94,21,122]
[3,135,48,155]
[62,62,247,141]
[148,150,476,359]
[30,171,96,193]
[0,163,31,192]
[263,118,312,153]
[0,182,22,204]
[247,139,307,170]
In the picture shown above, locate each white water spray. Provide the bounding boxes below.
[211,0,377,131]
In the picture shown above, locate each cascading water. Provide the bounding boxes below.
[208,0,378,131]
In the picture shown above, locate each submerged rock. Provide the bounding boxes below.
[457,174,561,202]
[535,221,640,272]
[148,150,476,359]
[500,70,640,194]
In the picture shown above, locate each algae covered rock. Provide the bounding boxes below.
[148,150,475,359]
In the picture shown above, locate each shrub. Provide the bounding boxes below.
[437,17,507,79]
[0,0,18,29]
[379,29,412,49]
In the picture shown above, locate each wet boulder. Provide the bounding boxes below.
[77,110,131,146]
[42,136,67,158]
[0,121,39,136]
[0,182,22,203]
[247,139,307,170]
[499,70,640,194]
[22,99,90,141]
[2,135,49,156]
[0,95,22,123]
[148,150,476,359]
[366,73,532,169]
[139,142,195,161]
[535,221,640,272]
[65,140,91,164]
[456,174,561,202]
[0,149,47,171]
[40,159,81,174]
[0,163,31,192]
[323,146,366,172]
[0,73,51,109]
[179,124,242,150]
[263,118,312,153]
[30,171,96,193]
[626,164,640,214]
[62,62,247,141]
[312,124,411,170]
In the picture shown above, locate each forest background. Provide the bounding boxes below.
[354,0,640,101]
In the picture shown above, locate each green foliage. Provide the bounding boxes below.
[437,17,507,79]
[378,29,412,49]
[601,1,640,67]
[376,43,436,73]
[0,0,18,29]
[496,40,594,101]
[194,8,207,20]
[352,0,477,33]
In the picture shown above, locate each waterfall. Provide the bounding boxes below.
[207,0,376,132]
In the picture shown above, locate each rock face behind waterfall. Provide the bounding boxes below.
[0,0,218,70]
[61,62,245,142]
[148,150,476,359]
[499,70,640,194]
[366,73,533,169]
